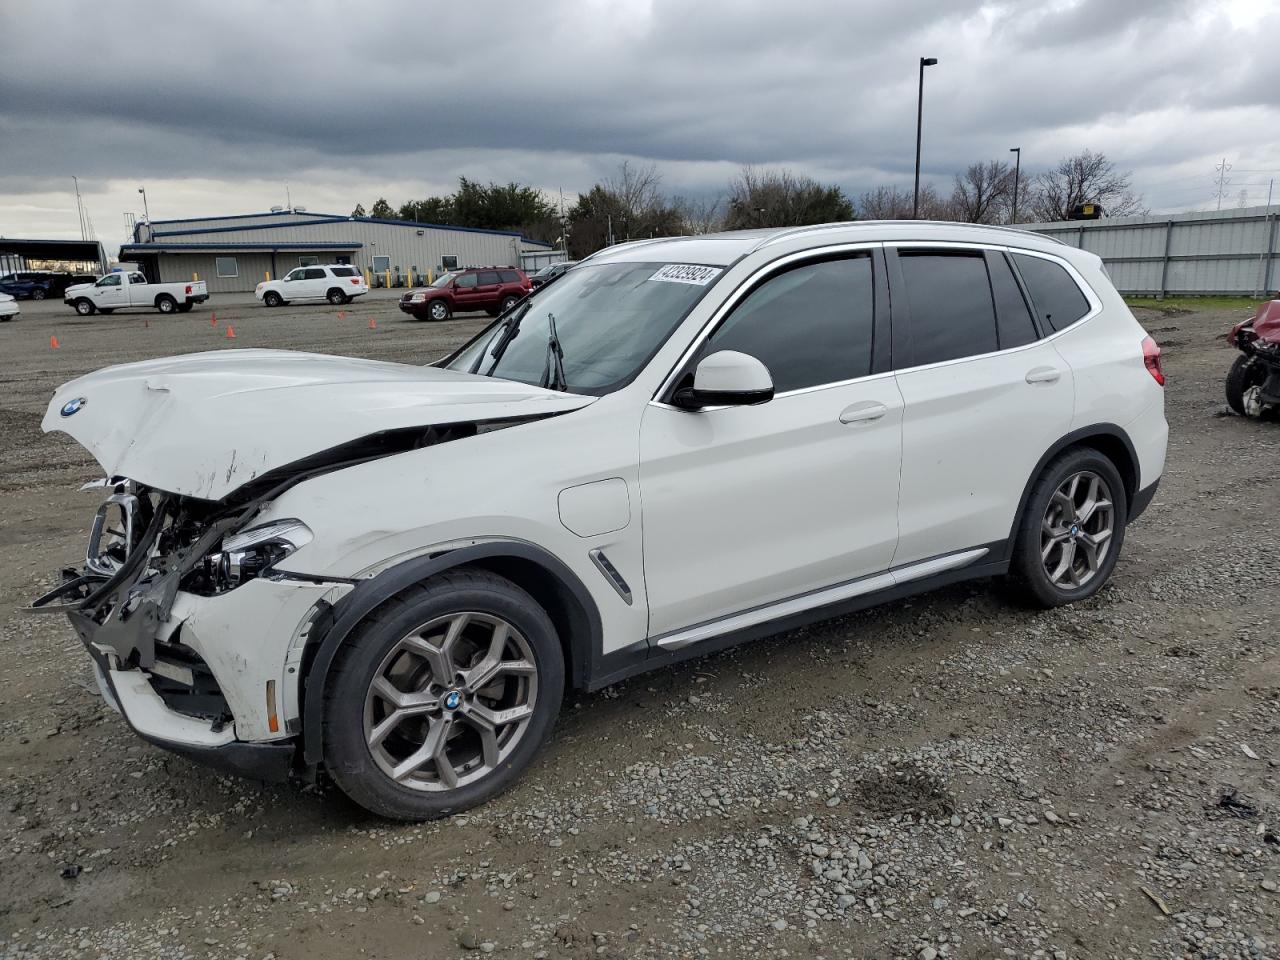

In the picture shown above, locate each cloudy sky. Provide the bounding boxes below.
[2,0,1279,255]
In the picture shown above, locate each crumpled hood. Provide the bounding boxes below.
[43,349,593,500]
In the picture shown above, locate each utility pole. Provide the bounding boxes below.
[1213,158,1232,210]
[72,176,87,240]
[1009,147,1022,224]
[912,56,938,219]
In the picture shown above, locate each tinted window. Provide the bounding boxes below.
[499,270,520,283]
[454,273,478,289]
[477,271,501,285]
[1013,254,1090,332]
[303,268,326,280]
[330,266,357,277]
[987,253,1037,349]
[699,256,874,393]
[898,253,998,366]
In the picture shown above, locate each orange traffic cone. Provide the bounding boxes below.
[368,317,376,329]
[50,335,60,349]
[225,325,236,339]
[338,310,347,319]
[210,312,217,326]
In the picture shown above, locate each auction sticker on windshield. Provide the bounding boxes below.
[649,264,722,285]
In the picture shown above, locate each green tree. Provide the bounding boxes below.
[399,197,455,223]
[350,203,366,217]
[724,167,854,229]
[369,197,395,219]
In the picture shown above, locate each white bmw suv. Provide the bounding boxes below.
[36,223,1167,820]
[256,264,369,306]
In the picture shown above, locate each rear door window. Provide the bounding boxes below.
[697,255,875,393]
[1012,253,1091,332]
[987,252,1038,349]
[897,252,999,366]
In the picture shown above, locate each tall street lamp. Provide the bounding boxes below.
[912,56,938,219]
[1009,147,1022,224]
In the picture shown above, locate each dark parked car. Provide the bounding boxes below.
[398,266,531,321]
[0,271,83,300]
[529,260,578,288]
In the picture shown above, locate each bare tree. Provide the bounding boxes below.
[951,160,1015,224]
[672,194,724,234]
[857,183,949,220]
[1028,150,1145,222]
[605,161,666,223]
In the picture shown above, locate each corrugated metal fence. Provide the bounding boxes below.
[1026,205,1279,297]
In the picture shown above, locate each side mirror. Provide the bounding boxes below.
[672,350,774,410]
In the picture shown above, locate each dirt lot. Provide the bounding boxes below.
[0,295,1276,960]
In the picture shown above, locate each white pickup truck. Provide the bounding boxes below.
[63,271,209,316]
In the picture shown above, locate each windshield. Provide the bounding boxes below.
[430,272,457,288]
[533,263,561,278]
[444,261,721,395]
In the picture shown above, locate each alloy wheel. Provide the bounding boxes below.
[362,612,538,791]
[1040,470,1114,589]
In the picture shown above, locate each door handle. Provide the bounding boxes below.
[839,401,888,424]
[1025,366,1061,384]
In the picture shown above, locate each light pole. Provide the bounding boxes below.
[1009,147,1022,224]
[912,57,938,219]
[138,187,151,239]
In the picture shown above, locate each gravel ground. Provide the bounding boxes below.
[0,296,1276,960]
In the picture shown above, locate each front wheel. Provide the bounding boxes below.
[322,569,563,821]
[1010,448,1128,608]
[1225,354,1266,416]
[427,300,451,321]
[263,291,283,308]
[74,298,95,316]
[156,295,177,314]
[31,288,46,301]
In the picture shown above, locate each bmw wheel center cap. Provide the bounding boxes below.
[443,690,462,711]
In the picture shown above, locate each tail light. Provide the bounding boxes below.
[349,278,361,285]
[185,285,192,295]
[1141,335,1165,386]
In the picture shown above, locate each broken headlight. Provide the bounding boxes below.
[202,519,312,593]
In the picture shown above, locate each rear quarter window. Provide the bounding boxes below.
[1012,253,1091,332]
[499,270,520,283]
[330,266,357,277]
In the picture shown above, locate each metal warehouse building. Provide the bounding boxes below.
[119,210,555,294]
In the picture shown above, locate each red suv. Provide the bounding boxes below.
[399,266,532,321]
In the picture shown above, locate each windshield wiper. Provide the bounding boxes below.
[539,312,568,392]
[477,300,532,375]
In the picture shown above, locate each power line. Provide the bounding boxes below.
[1213,158,1233,211]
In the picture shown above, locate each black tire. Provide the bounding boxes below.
[74,298,95,316]
[263,291,283,308]
[1009,447,1128,608]
[1225,354,1266,416]
[327,288,349,305]
[31,288,46,301]
[499,295,520,314]
[322,569,564,821]
[427,299,451,321]
[176,302,194,313]
[156,295,177,314]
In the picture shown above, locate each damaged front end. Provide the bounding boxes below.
[31,478,342,782]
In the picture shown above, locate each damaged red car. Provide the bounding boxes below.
[1226,300,1280,418]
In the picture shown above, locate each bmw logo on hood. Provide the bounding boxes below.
[60,397,87,418]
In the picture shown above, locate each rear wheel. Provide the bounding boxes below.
[327,288,349,305]
[263,291,283,308]
[499,294,520,314]
[74,298,95,316]
[176,302,194,313]
[322,569,563,821]
[428,300,451,321]
[1225,354,1266,416]
[156,295,177,314]
[32,288,46,301]
[1010,448,1127,608]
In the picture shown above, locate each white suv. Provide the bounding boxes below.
[36,223,1167,820]
[256,264,368,306]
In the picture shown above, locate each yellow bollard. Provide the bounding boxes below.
[409,268,415,287]
[427,270,433,284]
[384,269,391,290]
[193,272,199,281]
[264,271,270,282]
[364,268,371,288]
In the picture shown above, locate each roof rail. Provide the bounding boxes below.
[577,236,682,266]
[748,219,1068,251]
